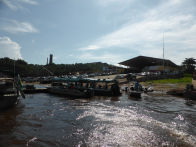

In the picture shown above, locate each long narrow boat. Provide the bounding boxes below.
[48,82,94,98]
[51,77,121,97]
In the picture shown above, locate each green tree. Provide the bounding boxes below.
[182,58,196,74]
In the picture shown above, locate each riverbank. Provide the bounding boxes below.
[95,74,191,92]
[141,82,186,92]
[22,74,193,97]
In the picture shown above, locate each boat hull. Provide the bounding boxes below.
[0,94,18,110]
[48,87,92,98]
[129,91,141,98]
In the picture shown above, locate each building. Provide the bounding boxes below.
[46,57,48,65]
[119,56,178,73]
[49,54,53,65]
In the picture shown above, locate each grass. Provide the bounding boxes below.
[140,74,193,90]
[145,75,192,85]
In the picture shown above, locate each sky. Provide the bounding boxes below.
[0,0,196,66]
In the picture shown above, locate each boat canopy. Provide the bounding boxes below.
[52,77,117,83]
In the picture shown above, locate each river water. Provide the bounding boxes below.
[0,92,196,147]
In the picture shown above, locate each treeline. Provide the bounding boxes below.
[0,57,120,77]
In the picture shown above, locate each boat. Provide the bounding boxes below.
[85,78,121,96]
[0,74,25,110]
[129,91,141,98]
[0,78,19,110]
[48,81,94,98]
[128,82,142,98]
[50,77,121,97]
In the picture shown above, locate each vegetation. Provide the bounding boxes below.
[0,57,122,77]
[182,58,196,74]
[146,75,192,85]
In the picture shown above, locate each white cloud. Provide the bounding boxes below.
[1,0,18,10]
[97,0,133,7]
[79,0,196,65]
[0,37,22,59]
[79,45,100,51]
[18,0,38,5]
[1,0,38,10]
[0,19,38,34]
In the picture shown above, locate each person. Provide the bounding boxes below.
[134,81,140,91]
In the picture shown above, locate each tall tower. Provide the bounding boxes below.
[49,54,53,65]
[46,57,48,65]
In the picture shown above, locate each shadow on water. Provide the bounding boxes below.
[0,101,25,146]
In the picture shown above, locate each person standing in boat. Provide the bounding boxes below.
[134,81,140,91]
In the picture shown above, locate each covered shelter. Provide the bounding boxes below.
[119,56,178,72]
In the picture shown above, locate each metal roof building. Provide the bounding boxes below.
[119,56,178,72]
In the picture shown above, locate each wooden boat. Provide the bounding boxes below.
[129,91,141,98]
[0,79,19,110]
[0,75,25,110]
[48,82,94,98]
[85,78,121,96]
[51,77,121,97]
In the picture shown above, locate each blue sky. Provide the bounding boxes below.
[0,0,196,65]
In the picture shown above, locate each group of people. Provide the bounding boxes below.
[128,81,153,92]
[130,81,142,91]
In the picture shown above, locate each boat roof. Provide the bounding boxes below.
[52,77,117,83]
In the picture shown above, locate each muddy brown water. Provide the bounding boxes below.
[0,92,196,147]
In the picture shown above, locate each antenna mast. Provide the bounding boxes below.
[163,33,165,73]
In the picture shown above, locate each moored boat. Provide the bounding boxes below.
[48,82,94,98]
[89,79,121,96]
[0,79,19,110]
[129,91,141,98]
[51,77,121,97]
